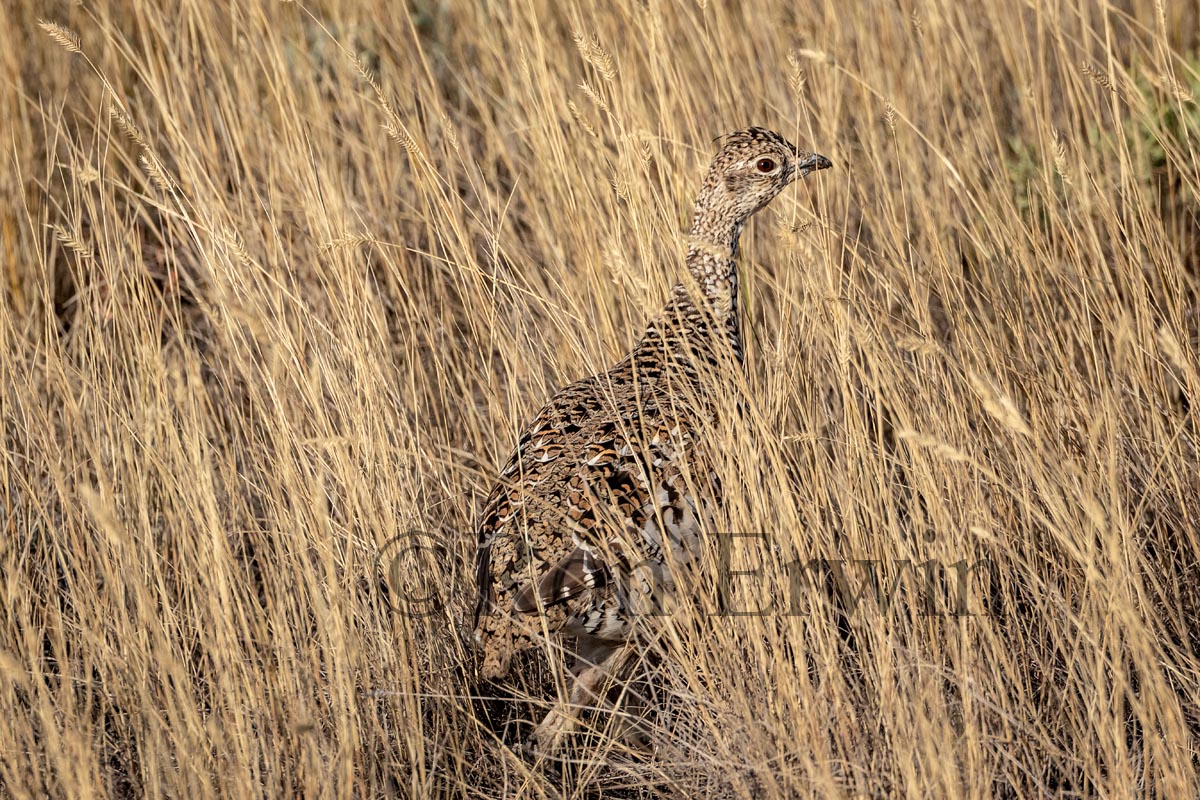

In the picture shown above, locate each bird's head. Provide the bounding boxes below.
[696,127,831,226]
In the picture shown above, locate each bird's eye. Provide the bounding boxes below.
[756,158,777,173]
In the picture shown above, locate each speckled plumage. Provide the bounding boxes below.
[472,128,831,751]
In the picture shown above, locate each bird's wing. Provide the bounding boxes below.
[512,545,610,612]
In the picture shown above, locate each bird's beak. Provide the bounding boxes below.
[796,152,833,178]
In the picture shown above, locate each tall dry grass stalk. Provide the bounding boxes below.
[2,0,1199,796]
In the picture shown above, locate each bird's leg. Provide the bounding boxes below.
[532,639,626,755]
[603,647,656,754]
[532,663,608,754]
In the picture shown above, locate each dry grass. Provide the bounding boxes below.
[3,0,1200,796]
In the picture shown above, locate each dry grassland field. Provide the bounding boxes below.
[2,0,1200,797]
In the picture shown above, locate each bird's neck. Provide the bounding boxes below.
[679,211,746,361]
